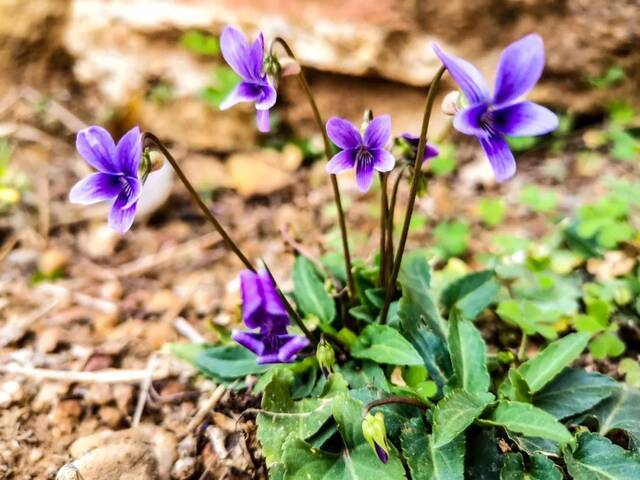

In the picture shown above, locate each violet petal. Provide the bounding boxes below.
[254,83,277,111]
[240,270,263,329]
[248,32,266,80]
[478,134,516,182]
[69,172,121,204]
[493,101,558,137]
[374,442,388,464]
[363,115,391,149]
[258,270,289,324]
[108,194,137,233]
[493,34,545,106]
[453,103,489,137]
[220,26,254,80]
[372,149,395,173]
[355,155,375,192]
[115,126,142,177]
[76,126,118,174]
[326,117,362,149]
[424,144,440,162]
[432,43,490,104]
[277,335,310,363]
[256,109,270,133]
[220,81,265,110]
[232,330,265,356]
[326,149,357,174]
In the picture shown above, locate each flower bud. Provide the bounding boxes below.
[614,284,632,306]
[264,54,281,78]
[441,90,463,115]
[279,57,301,77]
[362,412,389,464]
[139,148,164,182]
[316,337,335,378]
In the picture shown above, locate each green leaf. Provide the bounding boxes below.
[516,332,591,393]
[434,221,470,259]
[508,434,560,457]
[564,432,640,479]
[398,303,452,387]
[257,369,347,466]
[589,332,626,360]
[429,143,457,176]
[398,252,447,339]
[466,429,505,479]
[520,185,558,214]
[293,256,336,324]
[170,343,269,381]
[533,368,618,419]
[400,417,464,480]
[432,390,494,447]
[586,386,640,452]
[351,325,423,366]
[281,437,406,479]
[506,136,539,152]
[589,66,625,89]
[337,361,388,391]
[448,311,490,393]
[506,369,532,403]
[496,299,558,340]
[478,198,507,227]
[485,401,573,444]
[180,30,220,56]
[500,452,562,480]
[441,270,499,320]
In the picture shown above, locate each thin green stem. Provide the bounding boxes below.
[380,66,445,324]
[270,37,356,302]
[364,395,431,415]
[143,133,319,348]
[142,132,255,272]
[517,334,528,362]
[384,164,409,281]
[378,172,388,287]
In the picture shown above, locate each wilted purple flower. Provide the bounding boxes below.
[433,34,558,181]
[219,26,276,133]
[69,126,142,234]
[399,133,440,163]
[232,269,309,364]
[326,115,395,192]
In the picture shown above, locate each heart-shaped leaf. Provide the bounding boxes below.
[351,325,423,366]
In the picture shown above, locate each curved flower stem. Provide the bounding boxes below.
[378,172,388,287]
[143,133,321,349]
[364,395,431,416]
[379,66,445,324]
[270,37,356,302]
[142,132,255,272]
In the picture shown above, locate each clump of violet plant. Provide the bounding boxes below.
[67,28,635,480]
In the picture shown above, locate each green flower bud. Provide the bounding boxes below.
[362,412,389,464]
[316,337,335,378]
[614,284,632,306]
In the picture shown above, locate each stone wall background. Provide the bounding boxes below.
[1,0,638,150]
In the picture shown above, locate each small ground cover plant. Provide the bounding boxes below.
[68,26,640,479]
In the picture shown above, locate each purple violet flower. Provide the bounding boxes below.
[326,115,395,192]
[232,269,310,364]
[399,133,440,163]
[219,26,276,133]
[433,34,558,182]
[69,126,143,234]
